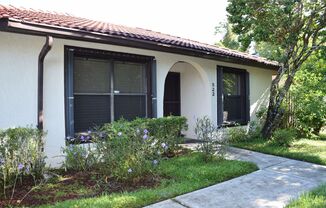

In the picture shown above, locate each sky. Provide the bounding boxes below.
[0,0,228,44]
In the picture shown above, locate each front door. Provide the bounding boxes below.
[164,72,181,116]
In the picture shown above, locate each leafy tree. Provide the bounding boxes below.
[291,51,326,135]
[254,42,286,63]
[226,0,326,138]
[215,22,242,50]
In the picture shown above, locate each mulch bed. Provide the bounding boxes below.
[1,148,189,207]
[0,171,161,207]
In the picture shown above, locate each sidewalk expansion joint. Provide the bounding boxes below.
[171,198,191,208]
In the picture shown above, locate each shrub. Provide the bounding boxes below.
[247,120,263,140]
[62,143,97,172]
[63,116,188,181]
[256,107,267,122]
[0,127,45,198]
[195,116,227,162]
[271,128,298,147]
[144,116,188,155]
[94,122,157,181]
[227,126,248,143]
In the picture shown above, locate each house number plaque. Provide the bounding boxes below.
[212,83,215,96]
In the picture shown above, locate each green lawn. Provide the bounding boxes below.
[233,138,326,165]
[286,184,326,208]
[38,153,257,208]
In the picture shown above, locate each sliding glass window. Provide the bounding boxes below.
[65,47,153,135]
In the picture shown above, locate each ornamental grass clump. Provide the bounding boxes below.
[0,127,46,199]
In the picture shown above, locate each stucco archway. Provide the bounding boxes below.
[163,61,210,138]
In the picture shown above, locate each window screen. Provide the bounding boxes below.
[72,56,149,133]
[114,95,146,120]
[74,95,111,132]
[223,73,240,96]
[222,70,245,122]
[114,62,146,93]
[74,58,110,93]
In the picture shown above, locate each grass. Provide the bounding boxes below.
[38,153,258,208]
[233,138,326,165]
[286,183,326,208]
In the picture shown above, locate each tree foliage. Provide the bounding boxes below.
[215,22,242,50]
[291,50,326,135]
[227,0,326,138]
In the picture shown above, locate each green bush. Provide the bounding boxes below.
[62,143,97,172]
[227,126,248,143]
[195,116,227,162]
[247,121,263,139]
[0,127,45,198]
[271,128,298,147]
[95,122,159,181]
[144,116,188,154]
[64,116,188,181]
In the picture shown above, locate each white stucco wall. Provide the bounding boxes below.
[0,31,275,166]
[170,62,210,138]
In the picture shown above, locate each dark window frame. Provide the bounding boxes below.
[216,66,250,126]
[64,46,156,138]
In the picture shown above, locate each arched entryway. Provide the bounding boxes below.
[163,61,210,138]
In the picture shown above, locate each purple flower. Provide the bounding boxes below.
[99,132,106,139]
[80,135,86,142]
[87,130,92,134]
[86,135,91,141]
[152,160,158,165]
[144,129,149,134]
[143,134,148,140]
[25,166,30,174]
[127,168,133,173]
[118,132,122,137]
[18,163,24,171]
[66,136,75,142]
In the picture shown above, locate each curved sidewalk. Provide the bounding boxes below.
[145,147,326,208]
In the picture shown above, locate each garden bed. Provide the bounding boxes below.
[1,153,258,207]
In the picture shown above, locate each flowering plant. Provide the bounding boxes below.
[61,142,97,171]
[0,127,46,199]
[62,116,187,182]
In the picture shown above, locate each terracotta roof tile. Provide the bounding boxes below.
[0,5,279,68]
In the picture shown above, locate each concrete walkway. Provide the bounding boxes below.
[145,146,326,208]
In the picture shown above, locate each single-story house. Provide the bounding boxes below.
[0,5,278,166]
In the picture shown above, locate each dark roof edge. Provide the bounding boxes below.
[0,18,279,71]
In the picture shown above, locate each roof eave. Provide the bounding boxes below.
[0,19,279,71]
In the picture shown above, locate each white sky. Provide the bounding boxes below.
[0,0,228,44]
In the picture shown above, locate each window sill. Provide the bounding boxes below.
[66,131,106,144]
[220,121,248,128]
